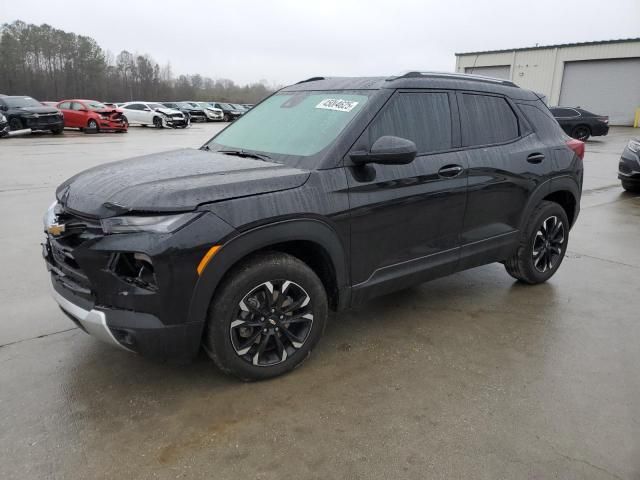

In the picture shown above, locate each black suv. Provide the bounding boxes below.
[43,73,584,380]
[550,106,609,141]
[0,95,64,134]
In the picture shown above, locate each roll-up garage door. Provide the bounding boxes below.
[559,58,640,126]
[464,65,511,80]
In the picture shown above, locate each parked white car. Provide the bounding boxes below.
[192,102,224,121]
[119,102,188,128]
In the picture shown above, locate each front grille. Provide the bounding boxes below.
[45,208,102,298]
[26,114,60,127]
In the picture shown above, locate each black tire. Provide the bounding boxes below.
[204,252,328,381]
[9,117,23,131]
[153,116,163,128]
[86,119,99,133]
[504,201,569,284]
[51,126,64,135]
[223,113,230,122]
[621,180,640,193]
[571,125,590,141]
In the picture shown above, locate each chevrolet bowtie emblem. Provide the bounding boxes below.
[47,223,66,236]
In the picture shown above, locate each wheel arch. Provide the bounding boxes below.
[187,218,349,328]
[519,177,581,231]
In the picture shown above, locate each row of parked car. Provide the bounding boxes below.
[0,94,254,136]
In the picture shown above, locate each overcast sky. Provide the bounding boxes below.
[1,0,639,86]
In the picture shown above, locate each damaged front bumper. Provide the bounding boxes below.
[42,205,235,361]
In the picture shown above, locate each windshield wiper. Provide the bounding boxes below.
[219,149,271,161]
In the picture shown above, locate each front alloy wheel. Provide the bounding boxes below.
[231,280,314,366]
[204,252,328,381]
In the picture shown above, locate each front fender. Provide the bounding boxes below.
[186,218,349,326]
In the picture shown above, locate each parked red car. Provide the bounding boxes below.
[56,99,128,133]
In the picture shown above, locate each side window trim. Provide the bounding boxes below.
[455,90,523,149]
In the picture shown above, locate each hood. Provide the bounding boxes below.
[155,107,181,115]
[57,148,310,218]
[14,106,59,115]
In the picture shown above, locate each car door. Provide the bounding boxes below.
[457,91,550,269]
[121,104,138,124]
[57,101,74,127]
[71,101,88,128]
[346,90,468,301]
[125,103,146,124]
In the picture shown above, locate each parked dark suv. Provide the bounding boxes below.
[618,137,640,192]
[550,106,609,141]
[0,95,64,134]
[43,73,584,380]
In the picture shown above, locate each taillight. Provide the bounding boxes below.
[598,116,609,124]
[566,138,585,160]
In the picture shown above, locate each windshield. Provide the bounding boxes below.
[204,91,369,159]
[86,101,107,110]
[177,102,194,108]
[3,96,43,108]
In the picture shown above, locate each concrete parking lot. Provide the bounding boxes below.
[1,124,639,479]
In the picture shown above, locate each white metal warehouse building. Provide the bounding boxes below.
[455,38,640,125]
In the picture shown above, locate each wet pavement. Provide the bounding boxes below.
[1,125,639,479]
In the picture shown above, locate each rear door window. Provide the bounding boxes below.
[459,93,519,147]
[367,92,453,154]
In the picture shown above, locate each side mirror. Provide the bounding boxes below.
[350,136,417,165]
[144,107,152,112]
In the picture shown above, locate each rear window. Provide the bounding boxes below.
[459,93,519,147]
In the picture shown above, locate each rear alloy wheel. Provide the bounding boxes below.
[504,201,569,284]
[204,252,327,381]
[223,113,230,122]
[571,125,590,141]
[153,116,163,128]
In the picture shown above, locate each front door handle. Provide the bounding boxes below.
[527,153,545,164]
[438,165,464,178]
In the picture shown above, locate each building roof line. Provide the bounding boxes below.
[455,37,640,56]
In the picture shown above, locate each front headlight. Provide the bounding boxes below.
[0,113,6,122]
[101,212,200,234]
[627,139,640,153]
[43,201,59,230]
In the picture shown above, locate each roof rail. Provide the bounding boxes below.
[387,71,519,88]
[295,76,326,84]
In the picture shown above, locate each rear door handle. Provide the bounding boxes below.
[527,153,545,164]
[438,165,464,178]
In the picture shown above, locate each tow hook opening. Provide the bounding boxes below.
[110,252,158,291]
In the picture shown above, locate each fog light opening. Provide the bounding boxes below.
[111,252,159,291]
